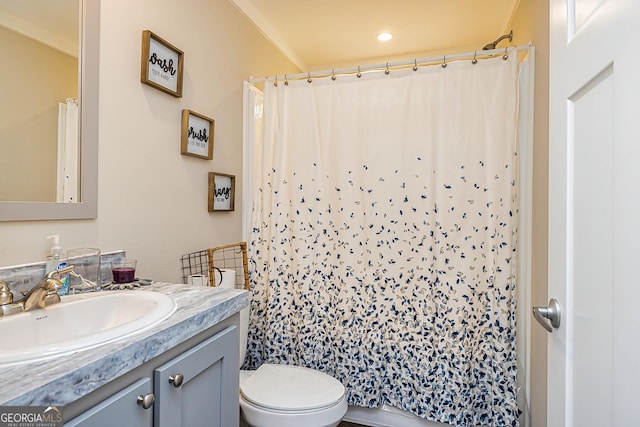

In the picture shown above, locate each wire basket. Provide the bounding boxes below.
[180,250,209,282]
[180,242,249,290]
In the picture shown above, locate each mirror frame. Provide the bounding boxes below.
[0,0,99,221]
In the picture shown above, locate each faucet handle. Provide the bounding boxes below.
[0,281,13,305]
[43,278,64,293]
[45,264,75,279]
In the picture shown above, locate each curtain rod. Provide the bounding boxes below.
[249,44,532,84]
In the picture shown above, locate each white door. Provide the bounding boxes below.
[546,0,640,426]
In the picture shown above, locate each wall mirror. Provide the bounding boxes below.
[0,0,99,221]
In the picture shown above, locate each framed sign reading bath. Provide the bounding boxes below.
[181,109,214,160]
[140,30,184,97]
[208,172,235,212]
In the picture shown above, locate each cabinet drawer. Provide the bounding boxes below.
[65,377,153,427]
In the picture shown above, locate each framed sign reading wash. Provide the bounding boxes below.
[140,30,184,97]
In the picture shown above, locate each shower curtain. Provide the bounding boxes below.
[245,54,521,427]
[56,98,79,202]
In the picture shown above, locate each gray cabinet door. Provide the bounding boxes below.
[64,378,153,427]
[154,325,239,427]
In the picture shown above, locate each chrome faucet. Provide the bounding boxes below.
[0,265,75,316]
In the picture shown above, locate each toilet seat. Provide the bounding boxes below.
[240,364,345,412]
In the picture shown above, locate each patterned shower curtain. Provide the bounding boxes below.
[245,54,520,427]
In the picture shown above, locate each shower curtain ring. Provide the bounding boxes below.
[274,75,278,87]
[307,72,312,83]
[472,51,478,64]
[442,55,447,68]
[413,59,418,71]
[284,74,289,86]
[331,69,336,81]
[503,47,509,60]
[357,66,362,78]
[385,62,390,75]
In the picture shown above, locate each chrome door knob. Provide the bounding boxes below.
[532,298,561,333]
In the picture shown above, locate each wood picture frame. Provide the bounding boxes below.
[140,30,184,97]
[181,109,214,160]
[208,173,235,212]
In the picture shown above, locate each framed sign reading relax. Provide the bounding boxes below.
[140,30,184,97]
[208,172,235,212]
[181,109,214,160]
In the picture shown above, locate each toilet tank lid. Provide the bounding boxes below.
[240,363,345,411]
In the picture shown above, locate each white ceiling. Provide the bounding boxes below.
[229,0,520,70]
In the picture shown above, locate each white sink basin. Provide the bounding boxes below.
[0,290,176,366]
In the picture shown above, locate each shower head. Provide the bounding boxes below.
[482,30,513,50]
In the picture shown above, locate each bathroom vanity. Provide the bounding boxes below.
[0,282,248,426]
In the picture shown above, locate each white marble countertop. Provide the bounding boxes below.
[0,282,248,406]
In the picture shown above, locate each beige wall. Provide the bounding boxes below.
[511,0,549,426]
[0,0,297,282]
[0,26,77,202]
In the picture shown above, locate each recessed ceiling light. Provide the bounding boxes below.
[377,32,393,42]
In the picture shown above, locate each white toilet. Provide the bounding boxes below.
[238,307,348,427]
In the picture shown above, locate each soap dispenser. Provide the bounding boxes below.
[46,234,69,296]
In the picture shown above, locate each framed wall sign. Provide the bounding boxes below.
[181,109,214,160]
[140,30,184,97]
[208,172,235,212]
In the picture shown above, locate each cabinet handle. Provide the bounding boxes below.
[137,393,155,410]
[169,373,184,387]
